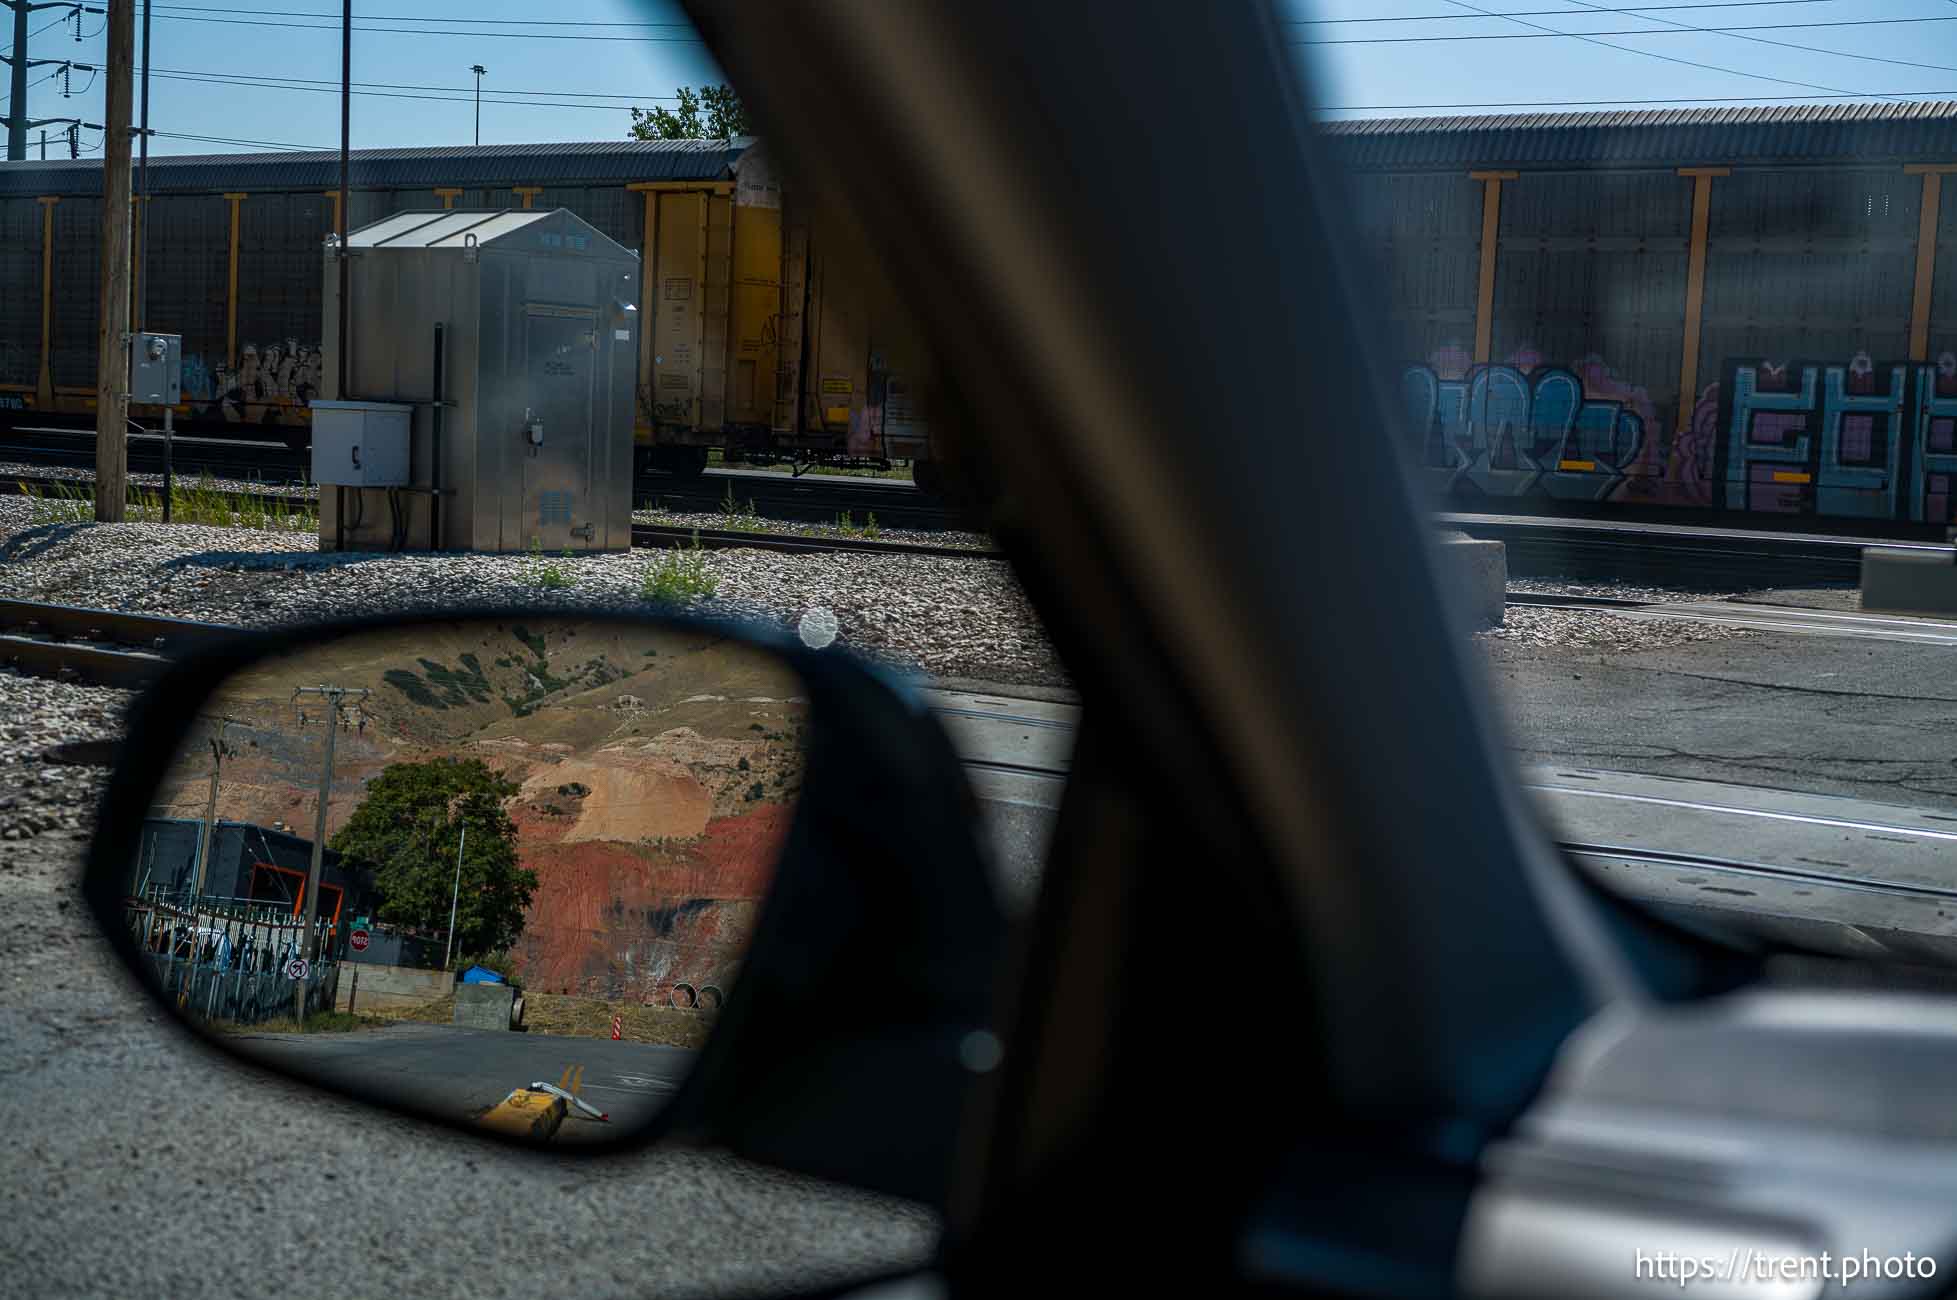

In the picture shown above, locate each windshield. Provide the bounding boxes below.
[1296,3,1957,972]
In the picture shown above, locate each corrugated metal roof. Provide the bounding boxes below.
[0,136,747,196]
[1,100,1950,197]
[1317,100,1957,169]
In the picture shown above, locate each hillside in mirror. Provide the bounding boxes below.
[123,618,808,1144]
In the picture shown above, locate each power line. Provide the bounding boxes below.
[149,12,704,40]
[1544,0,1957,77]
[1293,12,1957,43]
[144,68,661,113]
[1411,0,1890,102]
[152,3,694,26]
[149,65,683,105]
[1288,0,1842,22]
[149,128,325,150]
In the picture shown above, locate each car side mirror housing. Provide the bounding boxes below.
[79,606,1012,1210]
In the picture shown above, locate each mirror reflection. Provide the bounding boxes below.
[123,617,807,1144]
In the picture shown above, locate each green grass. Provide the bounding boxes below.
[642,529,718,604]
[17,474,318,532]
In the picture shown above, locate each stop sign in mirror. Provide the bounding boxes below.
[350,928,371,953]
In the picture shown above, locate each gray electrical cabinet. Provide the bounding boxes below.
[129,332,182,405]
[310,400,412,487]
[314,209,641,553]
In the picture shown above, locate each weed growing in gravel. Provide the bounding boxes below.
[836,510,881,539]
[642,530,718,604]
[17,474,316,532]
[525,536,572,590]
[718,480,763,531]
[19,480,93,524]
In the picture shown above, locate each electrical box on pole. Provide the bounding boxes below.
[128,331,180,404]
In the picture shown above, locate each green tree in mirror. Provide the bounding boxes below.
[628,85,748,141]
[327,757,538,963]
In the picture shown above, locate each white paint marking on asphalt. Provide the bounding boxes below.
[1620,602,1957,645]
[1529,782,1957,845]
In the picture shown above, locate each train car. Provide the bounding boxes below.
[7,102,1957,524]
[1330,100,1957,531]
[0,138,948,487]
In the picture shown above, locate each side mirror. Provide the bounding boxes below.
[80,606,1011,1208]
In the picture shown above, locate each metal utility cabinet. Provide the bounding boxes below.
[315,209,640,553]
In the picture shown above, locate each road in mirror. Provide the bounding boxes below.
[122,617,807,1145]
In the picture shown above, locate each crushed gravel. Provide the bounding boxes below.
[0,670,130,848]
[1487,577,1770,651]
[0,492,1061,671]
[1477,605,1758,651]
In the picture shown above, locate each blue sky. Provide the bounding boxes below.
[14,0,1957,158]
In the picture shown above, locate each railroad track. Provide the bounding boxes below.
[630,522,1000,560]
[0,598,236,689]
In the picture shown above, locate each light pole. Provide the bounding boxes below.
[443,821,467,972]
[470,64,485,147]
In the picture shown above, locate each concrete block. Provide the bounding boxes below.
[337,963,454,1014]
[453,982,517,1031]
[1435,531,1507,629]
[1862,547,1957,616]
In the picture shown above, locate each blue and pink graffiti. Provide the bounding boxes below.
[1716,352,1957,523]
[1402,345,1702,506]
[1405,345,1957,522]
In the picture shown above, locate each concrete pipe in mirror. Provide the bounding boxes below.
[123,618,808,1145]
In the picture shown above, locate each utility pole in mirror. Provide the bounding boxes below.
[291,684,367,1022]
[191,717,235,901]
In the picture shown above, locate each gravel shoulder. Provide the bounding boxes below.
[0,498,1066,688]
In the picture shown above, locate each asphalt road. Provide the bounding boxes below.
[1486,621,1957,817]
[226,1022,698,1143]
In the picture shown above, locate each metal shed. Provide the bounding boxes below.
[316,207,640,553]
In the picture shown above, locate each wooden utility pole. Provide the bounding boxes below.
[292,685,366,1020]
[93,0,133,522]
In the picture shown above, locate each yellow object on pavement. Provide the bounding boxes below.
[475,1088,567,1141]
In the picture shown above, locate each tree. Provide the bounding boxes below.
[328,757,536,962]
[629,85,749,142]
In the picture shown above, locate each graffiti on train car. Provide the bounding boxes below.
[1402,345,1703,508]
[1713,352,1957,523]
[181,339,323,424]
[1407,345,1957,524]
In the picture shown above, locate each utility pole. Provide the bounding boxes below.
[191,717,235,900]
[334,0,349,401]
[1,0,99,161]
[93,0,131,523]
[291,684,366,1020]
[470,64,484,146]
[136,0,148,330]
